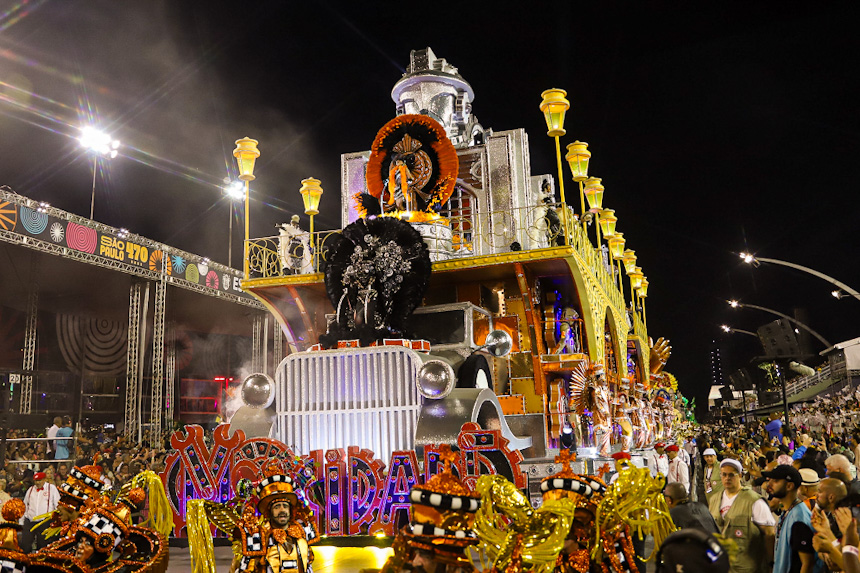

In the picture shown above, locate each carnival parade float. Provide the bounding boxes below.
[159,48,691,571]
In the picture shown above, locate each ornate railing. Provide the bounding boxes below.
[632,309,647,342]
[245,229,342,279]
[244,203,629,318]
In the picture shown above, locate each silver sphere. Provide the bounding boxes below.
[484,329,513,357]
[416,360,456,400]
[241,373,275,409]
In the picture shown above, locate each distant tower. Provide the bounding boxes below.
[391,47,485,148]
[709,340,724,387]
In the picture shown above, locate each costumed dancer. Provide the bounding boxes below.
[18,483,169,573]
[379,444,481,573]
[187,454,318,573]
[592,456,674,568]
[0,499,28,572]
[29,465,110,549]
[539,450,608,573]
[473,471,576,573]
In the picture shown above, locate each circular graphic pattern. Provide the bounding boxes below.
[185,264,200,283]
[0,201,18,231]
[205,270,219,289]
[50,222,65,242]
[65,222,98,253]
[171,255,187,273]
[19,206,48,234]
[148,250,173,275]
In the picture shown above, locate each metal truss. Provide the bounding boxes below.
[20,289,38,413]
[124,283,142,438]
[166,325,176,425]
[252,314,262,373]
[0,228,263,310]
[150,278,166,441]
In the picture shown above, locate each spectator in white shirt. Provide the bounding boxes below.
[21,471,60,551]
[647,442,670,477]
[666,444,691,493]
[46,417,62,455]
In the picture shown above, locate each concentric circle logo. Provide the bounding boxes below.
[19,206,48,234]
[65,223,97,253]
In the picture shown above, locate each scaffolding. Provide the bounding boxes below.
[150,277,167,441]
[124,283,142,438]
[20,289,38,414]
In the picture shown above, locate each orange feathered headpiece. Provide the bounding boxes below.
[361,114,458,216]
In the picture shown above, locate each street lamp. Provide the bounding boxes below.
[720,325,758,337]
[79,126,120,220]
[299,177,324,268]
[583,177,604,244]
[224,180,244,269]
[232,137,260,278]
[739,252,860,301]
[607,232,626,295]
[726,299,831,348]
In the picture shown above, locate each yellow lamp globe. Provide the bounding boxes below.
[565,141,591,182]
[628,267,644,289]
[598,209,617,237]
[638,278,649,298]
[608,233,626,260]
[539,88,570,137]
[299,177,324,216]
[583,177,604,212]
[621,249,637,274]
[233,137,260,181]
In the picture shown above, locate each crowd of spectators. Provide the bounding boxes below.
[0,423,172,514]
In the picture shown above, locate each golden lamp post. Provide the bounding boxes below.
[564,139,591,227]
[539,89,572,236]
[637,277,649,331]
[628,266,644,319]
[299,177,324,268]
[233,137,260,278]
[583,177,605,245]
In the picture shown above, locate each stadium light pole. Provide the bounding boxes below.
[224,180,244,269]
[720,324,758,338]
[79,127,120,220]
[727,300,831,348]
[739,252,860,301]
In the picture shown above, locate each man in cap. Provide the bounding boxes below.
[664,482,718,534]
[696,448,722,504]
[647,443,669,478]
[763,464,821,573]
[798,468,821,511]
[666,445,690,494]
[22,470,60,551]
[708,458,775,573]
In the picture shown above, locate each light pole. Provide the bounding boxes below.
[224,180,244,269]
[79,126,120,220]
[232,137,260,279]
[720,324,758,338]
[739,252,860,301]
[727,300,831,348]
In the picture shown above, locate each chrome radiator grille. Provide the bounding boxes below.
[275,346,424,462]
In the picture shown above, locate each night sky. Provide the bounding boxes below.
[2,2,858,411]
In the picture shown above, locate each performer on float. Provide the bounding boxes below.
[612,393,633,452]
[570,362,612,457]
[379,444,481,573]
[187,455,318,573]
